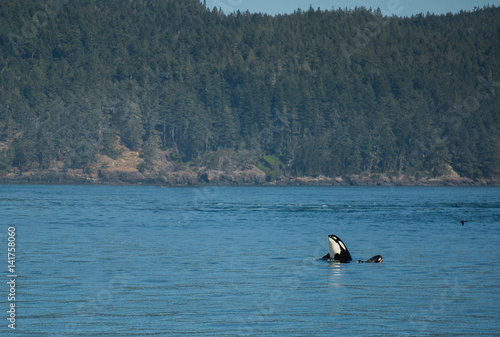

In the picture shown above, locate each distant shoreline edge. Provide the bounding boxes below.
[0,169,498,187]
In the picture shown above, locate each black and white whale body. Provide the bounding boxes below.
[322,234,353,263]
[357,255,383,263]
[321,234,382,263]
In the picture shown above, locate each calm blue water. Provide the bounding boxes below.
[1,185,499,336]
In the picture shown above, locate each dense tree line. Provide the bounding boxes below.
[0,0,499,179]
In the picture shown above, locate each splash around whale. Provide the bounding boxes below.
[321,234,383,263]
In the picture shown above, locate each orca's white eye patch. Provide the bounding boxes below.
[332,236,346,250]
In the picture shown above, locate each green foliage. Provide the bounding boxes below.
[206,152,221,170]
[0,155,11,174]
[257,155,284,181]
[136,162,148,173]
[12,138,37,171]
[0,1,498,179]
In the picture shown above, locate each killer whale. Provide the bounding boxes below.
[321,234,382,263]
[322,234,353,263]
[357,255,383,263]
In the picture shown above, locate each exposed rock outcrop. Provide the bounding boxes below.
[0,145,497,186]
[0,169,497,186]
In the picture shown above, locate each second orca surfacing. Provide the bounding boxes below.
[321,234,383,263]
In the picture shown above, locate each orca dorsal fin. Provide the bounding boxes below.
[327,235,352,263]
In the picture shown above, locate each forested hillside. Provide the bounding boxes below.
[0,0,499,184]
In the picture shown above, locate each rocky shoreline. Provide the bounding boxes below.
[3,139,497,187]
[0,168,498,186]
